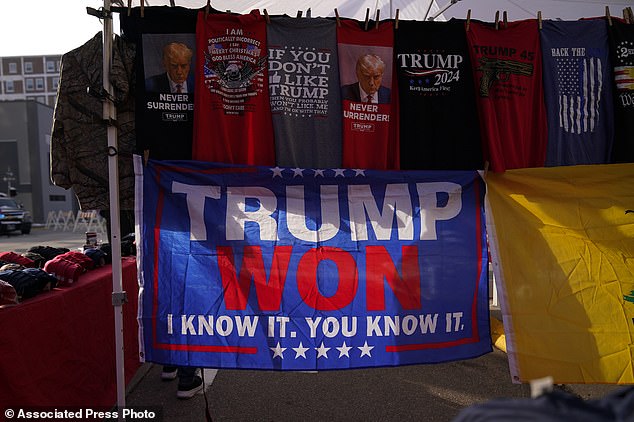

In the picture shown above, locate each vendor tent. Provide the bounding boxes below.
[96,0,634,413]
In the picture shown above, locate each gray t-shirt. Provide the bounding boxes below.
[267,16,342,168]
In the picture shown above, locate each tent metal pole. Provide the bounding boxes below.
[102,0,127,414]
[423,0,434,20]
[429,0,462,21]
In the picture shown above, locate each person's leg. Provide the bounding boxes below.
[176,366,196,385]
[176,366,203,399]
[161,365,177,381]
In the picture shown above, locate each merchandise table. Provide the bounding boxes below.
[0,258,140,409]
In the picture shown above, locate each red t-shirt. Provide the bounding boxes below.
[337,19,399,170]
[466,20,547,172]
[193,10,275,165]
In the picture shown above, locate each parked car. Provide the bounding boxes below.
[0,198,32,234]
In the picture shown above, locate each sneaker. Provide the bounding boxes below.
[161,366,178,381]
[176,375,203,399]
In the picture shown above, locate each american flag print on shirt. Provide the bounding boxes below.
[614,40,634,91]
[615,66,634,90]
[556,55,604,134]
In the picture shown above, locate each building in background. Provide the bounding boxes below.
[0,100,75,223]
[0,55,78,224]
[0,55,61,107]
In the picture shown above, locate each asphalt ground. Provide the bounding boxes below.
[1,227,623,421]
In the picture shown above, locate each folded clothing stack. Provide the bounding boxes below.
[26,245,70,262]
[0,280,18,306]
[0,268,57,300]
[0,251,35,268]
[43,251,95,287]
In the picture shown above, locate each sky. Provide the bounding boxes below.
[0,0,631,57]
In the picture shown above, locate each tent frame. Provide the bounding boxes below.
[88,0,128,412]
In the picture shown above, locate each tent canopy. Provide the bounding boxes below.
[128,0,633,21]
[126,0,445,20]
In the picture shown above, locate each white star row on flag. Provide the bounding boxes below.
[270,167,366,178]
[269,341,375,359]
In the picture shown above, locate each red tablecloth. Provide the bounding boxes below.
[0,258,140,409]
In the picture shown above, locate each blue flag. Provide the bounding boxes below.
[135,157,490,370]
[541,20,614,166]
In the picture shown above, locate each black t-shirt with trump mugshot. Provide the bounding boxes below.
[395,19,483,170]
[120,6,199,160]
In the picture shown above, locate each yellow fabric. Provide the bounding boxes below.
[486,163,634,384]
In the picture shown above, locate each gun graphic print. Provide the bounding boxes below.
[477,57,534,97]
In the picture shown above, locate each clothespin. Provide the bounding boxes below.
[503,11,507,28]
[466,9,471,31]
[127,0,132,16]
[169,0,175,6]
[306,8,311,18]
[364,8,370,30]
[395,9,400,29]
[297,10,303,18]
[375,10,380,29]
[204,0,210,19]
[537,11,542,30]
[140,0,144,18]
[335,8,341,26]
[624,8,630,23]
[263,9,270,24]
[494,10,500,30]
[629,7,634,22]
[606,6,612,26]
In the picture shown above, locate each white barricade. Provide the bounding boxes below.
[46,210,76,231]
[45,211,57,230]
[73,210,106,235]
[45,210,107,238]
